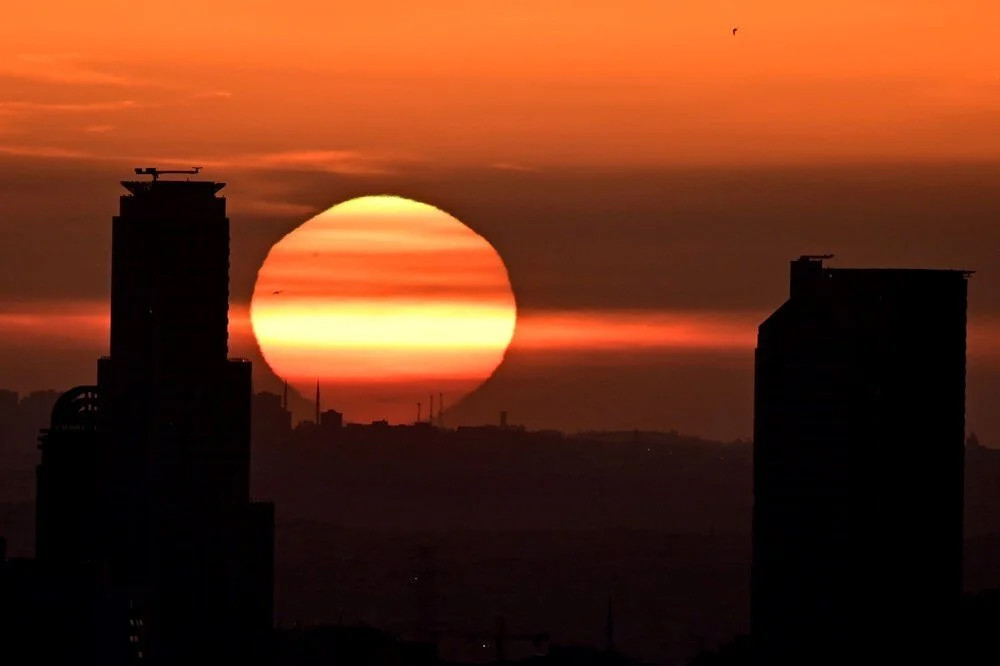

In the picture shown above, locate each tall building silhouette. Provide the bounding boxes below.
[31,170,274,665]
[752,256,969,664]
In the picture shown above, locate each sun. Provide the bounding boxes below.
[250,195,517,424]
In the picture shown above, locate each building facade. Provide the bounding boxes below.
[32,173,274,665]
[752,256,968,663]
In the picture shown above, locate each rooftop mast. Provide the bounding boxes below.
[133,166,203,181]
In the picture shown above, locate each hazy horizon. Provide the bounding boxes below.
[3,160,1000,441]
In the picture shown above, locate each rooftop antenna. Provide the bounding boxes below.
[134,166,203,181]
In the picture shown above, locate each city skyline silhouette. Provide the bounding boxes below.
[2,5,1000,664]
[2,169,997,665]
[5,162,1000,445]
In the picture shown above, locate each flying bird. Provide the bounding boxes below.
[732,27,738,35]
[272,290,284,295]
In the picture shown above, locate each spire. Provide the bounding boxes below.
[315,381,320,424]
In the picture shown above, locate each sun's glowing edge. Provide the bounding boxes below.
[248,195,519,412]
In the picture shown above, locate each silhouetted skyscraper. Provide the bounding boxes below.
[28,171,274,665]
[752,256,968,664]
[96,172,273,665]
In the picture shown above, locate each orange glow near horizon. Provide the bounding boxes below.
[6,299,1000,419]
[513,311,756,351]
[9,301,1000,362]
[250,196,517,422]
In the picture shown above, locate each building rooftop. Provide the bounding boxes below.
[121,166,224,196]
[121,179,226,196]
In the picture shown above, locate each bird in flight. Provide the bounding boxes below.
[732,27,739,35]
[272,290,284,295]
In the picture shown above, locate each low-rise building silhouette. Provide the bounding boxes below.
[252,390,293,448]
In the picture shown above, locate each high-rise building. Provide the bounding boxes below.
[99,172,273,664]
[33,170,274,665]
[752,256,969,664]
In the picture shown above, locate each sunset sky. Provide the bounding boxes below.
[1,1,1000,439]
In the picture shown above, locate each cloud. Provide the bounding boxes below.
[239,149,402,175]
[0,143,399,177]
[0,301,253,354]
[8,298,1000,360]
[0,302,108,346]
[142,149,405,176]
[229,198,317,218]
[512,310,759,353]
[0,54,142,87]
[0,100,140,114]
[968,319,1000,358]
[0,144,92,159]
[489,162,540,172]
[189,90,233,100]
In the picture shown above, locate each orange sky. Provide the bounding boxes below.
[1,1,999,167]
[2,3,1000,436]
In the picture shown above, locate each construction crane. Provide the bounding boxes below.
[134,166,203,181]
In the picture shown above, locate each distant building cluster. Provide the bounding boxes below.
[252,383,534,450]
[0,389,62,469]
